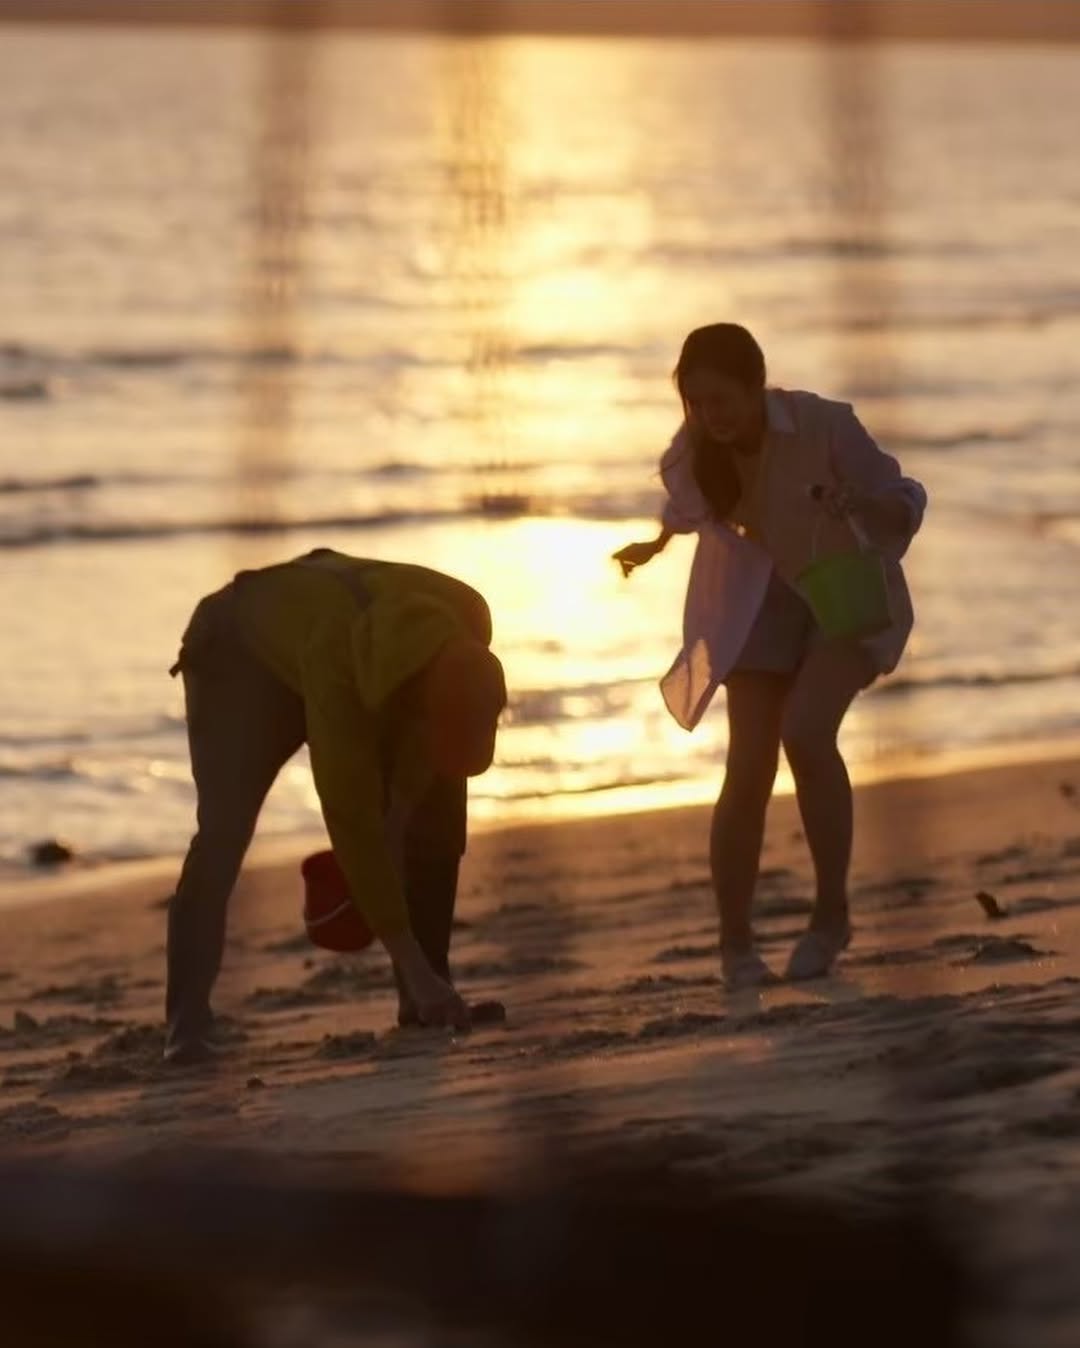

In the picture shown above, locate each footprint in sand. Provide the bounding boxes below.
[548,1028,633,1057]
[32,975,128,1009]
[617,973,714,995]
[1010,895,1080,915]
[976,845,1028,867]
[42,1022,168,1093]
[245,985,330,1011]
[845,948,927,969]
[0,1102,72,1141]
[458,954,586,980]
[1,1010,121,1047]
[261,932,313,955]
[636,1011,726,1042]
[958,936,1056,966]
[756,895,813,919]
[47,1059,141,1093]
[1020,1112,1080,1139]
[315,1030,378,1061]
[247,959,396,1011]
[1002,866,1063,885]
[919,1054,1069,1103]
[863,874,938,904]
[651,944,716,965]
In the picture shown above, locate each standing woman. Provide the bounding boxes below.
[614,324,926,988]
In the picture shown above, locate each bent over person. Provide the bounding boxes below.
[165,548,507,1063]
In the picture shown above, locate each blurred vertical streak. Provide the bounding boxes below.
[218,3,324,1047]
[820,0,896,397]
[435,0,519,505]
[233,2,322,553]
[433,0,587,1156]
[819,1,939,1143]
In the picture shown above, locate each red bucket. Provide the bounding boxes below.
[300,849,375,953]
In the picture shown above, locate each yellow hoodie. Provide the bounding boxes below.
[230,550,491,937]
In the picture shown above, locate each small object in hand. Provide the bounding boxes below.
[975,890,1008,920]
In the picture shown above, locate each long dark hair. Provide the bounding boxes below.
[673,324,767,521]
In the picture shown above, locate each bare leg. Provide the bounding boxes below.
[712,673,789,953]
[781,640,874,934]
[392,774,467,1023]
[166,609,305,1057]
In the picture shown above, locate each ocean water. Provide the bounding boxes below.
[3,24,1080,875]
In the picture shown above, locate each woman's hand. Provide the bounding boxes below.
[612,529,671,578]
[384,932,471,1031]
[811,482,869,519]
[811,483,910,535]
[407,964,471,1031]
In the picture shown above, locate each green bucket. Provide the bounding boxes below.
[795,549,891,640]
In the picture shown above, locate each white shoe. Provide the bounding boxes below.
[784,925,852,981]
[721,947,778,991]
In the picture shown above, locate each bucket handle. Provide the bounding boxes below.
[807,483,872,560]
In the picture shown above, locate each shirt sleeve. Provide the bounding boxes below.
[300,645,410,939]
[829,404,927,560]
[659,425,710,534]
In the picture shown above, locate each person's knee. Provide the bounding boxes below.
[184,811,258,876]
[781,713,838,778]
[722,749,779,811]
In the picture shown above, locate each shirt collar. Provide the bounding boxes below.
[765,388,796,435]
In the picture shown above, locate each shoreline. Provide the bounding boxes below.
[6,732,1080,911]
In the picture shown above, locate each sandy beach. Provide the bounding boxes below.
[2,754,1080,1341]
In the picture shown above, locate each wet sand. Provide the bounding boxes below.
[2,754,1080,1343]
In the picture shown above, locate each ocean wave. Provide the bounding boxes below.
[886,425,1042,452]
[1,339,332,375]
[472,770,690,805]
[512,341,634,363]
[506,660,1080,724]
[779,235,979,261]
[0,483,761,548]
[0,474,99,494]
[0,504,475,549]
[1,336,646,381]
[875,661,1080,699]
[807,304,1080,336]
[645,235,980,271]
[0,461,462,497]
[0,758,80,783]
[367,460,437,479]
[84,343,315,370]
[0,715,183,751]
[0,378,50,401]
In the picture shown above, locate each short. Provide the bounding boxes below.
[727,570,818,679]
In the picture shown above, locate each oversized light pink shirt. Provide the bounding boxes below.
[659,388,927,730]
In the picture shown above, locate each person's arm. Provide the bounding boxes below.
[302,653,469,1029]
[613,427,701,576]
[612,524,674,577]
[822,406,927,558]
